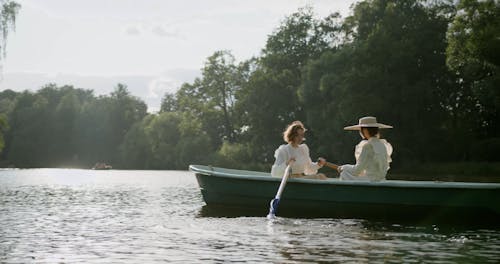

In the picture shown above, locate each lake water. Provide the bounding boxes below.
[1,169,499,263]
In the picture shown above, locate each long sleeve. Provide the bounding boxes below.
[302,144,321,175]
[271,145,288,177]
[340,138,390,181]
[350,143,373,176]
[381,139,393,170]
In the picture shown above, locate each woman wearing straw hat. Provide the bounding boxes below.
[338,116,393,181]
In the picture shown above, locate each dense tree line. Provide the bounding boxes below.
[0,84,147,167]
[0,0,498,172]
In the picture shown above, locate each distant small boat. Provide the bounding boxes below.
[190,165,500,223]
[92,163,112,170]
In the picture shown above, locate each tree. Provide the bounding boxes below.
[0,113,7,152]
[174,112,213,168]
[7,91,50,166]
[0,1,19,154]
[52,88,81,165]
[236,7,339,164]
[175,78,225,149]
[300,0,453,164]
[5,85,94,167]
[174,50,248,149]
[0,89,17,114]
[160,92,178,112]
[120,119,151,169]
[200,50,242,142]
[0,89,16,155]
[261,6,337,74]
[0,0,20,66]
[446,0,500,143]
[75,84,147,167]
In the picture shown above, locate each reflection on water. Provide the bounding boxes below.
[0,169,499,263]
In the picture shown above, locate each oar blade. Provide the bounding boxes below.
[266,198,280,219]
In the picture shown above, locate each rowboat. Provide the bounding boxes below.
[190,165,500,223]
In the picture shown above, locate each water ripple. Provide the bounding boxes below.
[0,169,499,263]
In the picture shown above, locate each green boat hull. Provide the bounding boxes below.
[190,165,500,223]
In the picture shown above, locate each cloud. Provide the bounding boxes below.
[124,24,141,35]
[147,68,199,99]
[147,76,179,99]
[123,22,183,39]
[151,24,182,38]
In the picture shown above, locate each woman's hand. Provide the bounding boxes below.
[286,158,296,165]
[317,157,326,167]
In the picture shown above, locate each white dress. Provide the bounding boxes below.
[271,144,321,178]
[340,137,393,181]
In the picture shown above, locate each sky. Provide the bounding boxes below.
[0,0,358,111]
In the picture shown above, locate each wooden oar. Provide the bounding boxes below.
[267,162,293,219]
[321,160,340,171]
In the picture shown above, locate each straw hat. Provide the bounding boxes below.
[344,116,393,130]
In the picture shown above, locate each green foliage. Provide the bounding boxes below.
[120,116,153,169]
[7,91,49,166]
[1,0,498,175]
[446,0,500,139]
[0,89,17,114]
[121,112,186,169]
[447,0,500,71]
[0,90,15,156]
[160,92,178,112]
[235,7,341,164]
[0,113,7,152]
[0,1,19,156]
[301,0,454,165]
[215,141,253,169]
[0,0,20,60]
[262,6,337,73]
[2,84,146,168]
[172,50,250,149]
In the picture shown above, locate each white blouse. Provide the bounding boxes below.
[271,144,321,177]
[341,137,393,181]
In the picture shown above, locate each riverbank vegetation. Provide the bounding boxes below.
[0,0,498,180]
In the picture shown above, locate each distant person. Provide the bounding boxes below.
[338,116,393,181]
[271,121,328,180]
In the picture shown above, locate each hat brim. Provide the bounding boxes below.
[344,123,393,130]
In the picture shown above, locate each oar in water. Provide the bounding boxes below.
[267,162,293,219]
